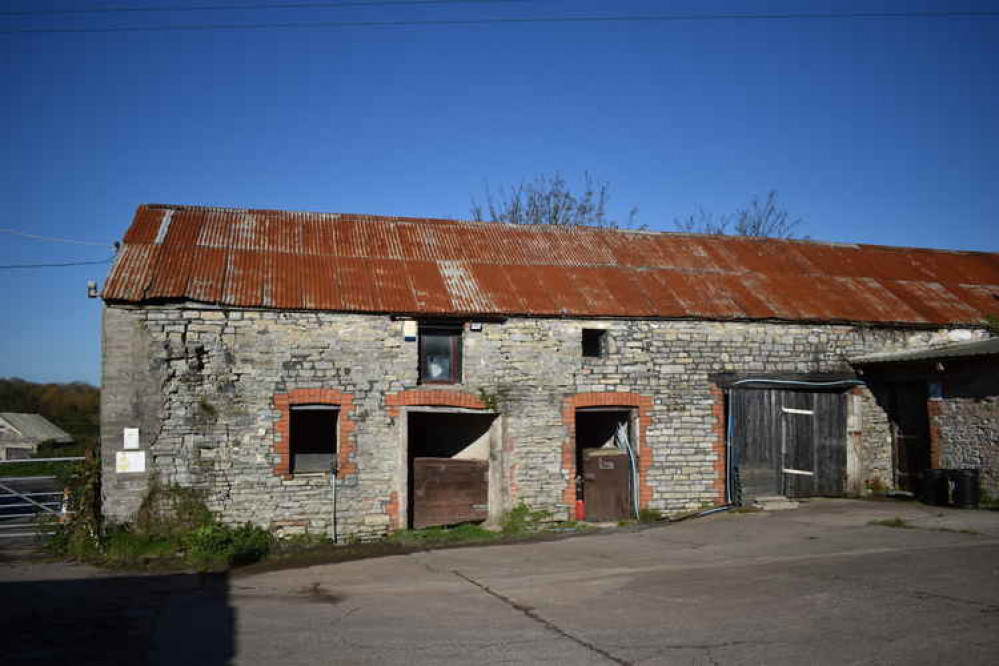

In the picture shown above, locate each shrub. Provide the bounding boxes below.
[501,502,552,536]
[183,522,272,569]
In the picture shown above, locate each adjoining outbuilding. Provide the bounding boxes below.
[98,204,999,539]
[851,337,999,502]
[0,413,74,461]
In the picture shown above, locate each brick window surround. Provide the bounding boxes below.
[273,389,357,480]
[562,392,654,509]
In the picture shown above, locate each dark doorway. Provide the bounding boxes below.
[730,388,847,503]
[886,381,931,493]
[575,409,634,521]
[407,411,494,529]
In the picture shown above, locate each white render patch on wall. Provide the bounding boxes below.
[100,303,984,538]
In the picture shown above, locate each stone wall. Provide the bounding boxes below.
[100,303,985,538]
[933,366,999,499]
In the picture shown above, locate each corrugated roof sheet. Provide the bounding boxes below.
[0,413,74,443]
[102,204,999,326]
[850,336,999,364]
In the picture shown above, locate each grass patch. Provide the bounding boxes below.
[932,527,981,535]
[389,523,501,546]
[869,517,914,529]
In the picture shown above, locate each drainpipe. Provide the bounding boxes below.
[330,459,338,543]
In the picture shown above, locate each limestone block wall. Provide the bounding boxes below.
[100,302,984,538]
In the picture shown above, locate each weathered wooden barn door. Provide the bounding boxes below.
[731,387,847,503]
[411,458,488,529]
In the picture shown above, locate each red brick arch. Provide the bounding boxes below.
[562,392,654,509]
[273,388,356,480]
[385,389,488,417]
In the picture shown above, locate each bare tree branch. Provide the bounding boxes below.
[675,190,804,238]
[471,171,634,228]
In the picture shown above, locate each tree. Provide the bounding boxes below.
[470,171,637,229]
[675,190,804,239]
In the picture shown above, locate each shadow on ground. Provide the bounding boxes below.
[2,572,234,666]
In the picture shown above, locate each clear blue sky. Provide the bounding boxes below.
[2,0,997,385]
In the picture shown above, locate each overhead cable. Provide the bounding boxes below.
[2,10,997,34]
[0,228,110,247]
[0,0,531,17]
[0,255,116,269]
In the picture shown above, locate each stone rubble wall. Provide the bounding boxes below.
[936,397,999,499]
[100,304,985,538]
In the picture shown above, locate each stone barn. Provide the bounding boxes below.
[98,204,999,539]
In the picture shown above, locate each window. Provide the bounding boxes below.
[289,405,338,473]
[419,323,462,384]
[582,329,608,358]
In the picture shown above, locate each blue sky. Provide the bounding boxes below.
[1,0,997,384]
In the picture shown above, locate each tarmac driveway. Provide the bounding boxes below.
[3,499,998,665]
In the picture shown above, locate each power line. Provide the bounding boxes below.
[2,10,996,34]
[0,228,110,247]
[0,255,115,269]
[0,0,530,17]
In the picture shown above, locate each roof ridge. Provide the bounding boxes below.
[135,203,996,255]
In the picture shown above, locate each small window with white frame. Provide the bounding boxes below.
[419,322,462,384]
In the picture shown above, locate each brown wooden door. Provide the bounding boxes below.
[583,450,631,521]
[411,458,488,529]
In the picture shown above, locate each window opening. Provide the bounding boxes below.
[582,329,607,358]
[289,405,338,473]
[419,324,462,384]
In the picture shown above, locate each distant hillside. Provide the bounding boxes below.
[0,378,99,450]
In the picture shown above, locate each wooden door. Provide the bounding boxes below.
[411,458,488,529]
[732,388,847,503]
[888,382,930,493]
[583,450,631,521]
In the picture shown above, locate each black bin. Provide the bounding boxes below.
[919,469,949,506]
[950,469,980,509]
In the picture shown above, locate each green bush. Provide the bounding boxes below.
[104,526,176,565]
[183,522,272,568]
[501,502,552,536]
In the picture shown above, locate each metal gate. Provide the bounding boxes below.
[0,457,82,539]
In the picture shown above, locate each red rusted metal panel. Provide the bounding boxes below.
[102,204,999,326]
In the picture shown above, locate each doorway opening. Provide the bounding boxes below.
[575,408,637,522]
[407,411,495,529]
[886,381,931,493]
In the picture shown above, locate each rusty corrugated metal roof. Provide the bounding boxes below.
[102,204,999,326]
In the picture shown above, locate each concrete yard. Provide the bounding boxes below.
[3,499,998,665]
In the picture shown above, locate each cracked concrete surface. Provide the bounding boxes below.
[3,499,999,665]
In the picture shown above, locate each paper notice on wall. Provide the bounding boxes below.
[123,428,140,450]
[116,451,146,473]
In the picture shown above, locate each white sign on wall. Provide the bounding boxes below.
[123,428,140,450]
[116,451,146,473]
